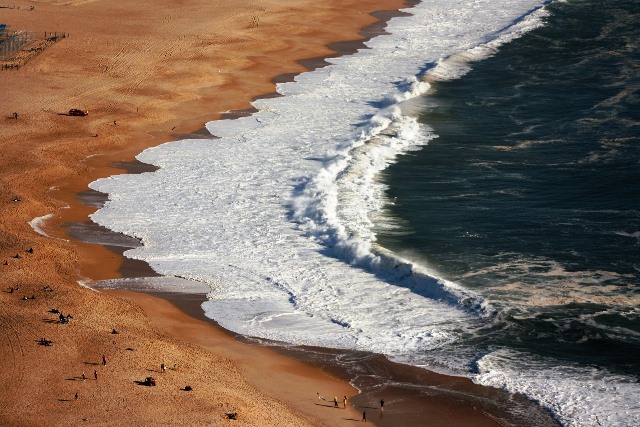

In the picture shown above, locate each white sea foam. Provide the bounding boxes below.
[88,1,638,425]
[476,349,640,427]
[28,213,54,237]
[89,276,211,293]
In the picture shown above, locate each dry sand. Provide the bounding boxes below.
[0,1,552,426]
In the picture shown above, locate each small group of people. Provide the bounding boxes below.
[38,338,53,346]
[160,362,177,372]
[81,370,98,380]
[329,395,349,409]
[320,392,384,422]
[59,312,73,324]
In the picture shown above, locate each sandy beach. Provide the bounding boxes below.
[1,1,557,426]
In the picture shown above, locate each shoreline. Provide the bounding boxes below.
[74,9,559,423]
[101,284,559,427]
[105,288,363,426]
[79,137,559,426]
[0,0,560,425]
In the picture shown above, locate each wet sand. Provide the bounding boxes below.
[110,286,560,427]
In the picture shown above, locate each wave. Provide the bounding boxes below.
[88,0,555,356]
[288,2,551,316]
[475,349,640,427]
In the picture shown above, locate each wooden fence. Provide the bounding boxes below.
[1,31,68,70]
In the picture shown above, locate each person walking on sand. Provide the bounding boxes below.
[380,398,384,411]
[343,395,348,409]
[94,370,98,380]
[161,363,166,373]
[362,410,367,422]
[81,372,86,380]
[334,396,338,408]
[102,354,107,366]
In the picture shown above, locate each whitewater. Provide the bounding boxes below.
[88,1,639,426]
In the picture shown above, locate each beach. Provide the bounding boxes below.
[0,0,559,426]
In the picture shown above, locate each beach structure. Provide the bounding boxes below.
[0,25,67,70]
[0,25,31,60]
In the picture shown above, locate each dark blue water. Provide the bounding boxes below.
[377,0,640,378]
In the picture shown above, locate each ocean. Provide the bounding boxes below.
[88,0,639,426]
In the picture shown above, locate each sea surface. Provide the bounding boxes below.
[87,1,639,426]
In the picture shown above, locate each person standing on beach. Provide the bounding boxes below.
[343,395,348,409]
[74,391,78,400]
[94,370,98,380]
[362,410,367,422]
[334,396,338,408]
[380,398,384,411]
[102,354,107,366]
